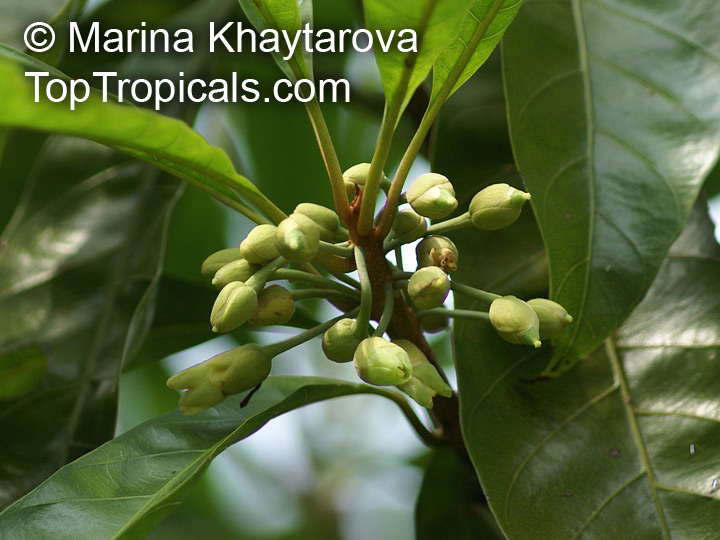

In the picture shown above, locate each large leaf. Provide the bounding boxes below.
[503,0,720,373]
[455,201,720,538]
[0,377,396,540]
[0,55,284,224]
[431,0,523,103]
[0,136,182,508]
[363,0,473,111]
[236,0,313,81]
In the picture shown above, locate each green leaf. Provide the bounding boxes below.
[0,55,284,224]
[0,344,48,400]
[0,136,181,509]
[236,0,313,81]
[0,377,390,540]
[503,0,720,373]
[0,0,67,49]
[363,0,473,111]
[416,447,505,540]
[455,200,720,539]
[430,0,523,103]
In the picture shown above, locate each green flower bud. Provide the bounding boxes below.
[342,163,390,196]
[527,298,573,340]
[322,318,362,363]
[275,213,320,262]
[469,183,531,230]
[167,344,273,415]
[212,259,260,289]
[205,344,273,396]
[250,285,295,326]
[201,248,242,280]
[406,172,458,220]
[295,203,340,241]
[489,295,541,348]
[240,224,280,264]
[211,281,258,333]
[408,266,451,310]
[421,314,449,334]
[392,209,427,243]
[353,337,413,386]
[415,235,459,273]
[393,339,452,407]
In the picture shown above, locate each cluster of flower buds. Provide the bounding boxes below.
[167,166,573,416]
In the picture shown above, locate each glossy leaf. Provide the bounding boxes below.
[503,0,720,373]
[0,136,181,509]
[430,0,523,103]
[0,56,284,224]
[236,0,312,81]
[363,0,473,111]
[455,201,720,538]
[0,377,395,540]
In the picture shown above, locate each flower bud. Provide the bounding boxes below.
[167,344,273,414]
[353,337,413,386]
[201,248,242,280]
[295,203,340,241]
[406,172,458,220]
[240,224,280,264]
[527,298,573,340]
[212,259,260,289]
[205,344,273,396]
[249,285,295,326]
[393,339,452,408]
[343,163,390,196]
[322,318,362,363]
[392,209,427,243]
[469,183,531,230]
[275,213,320,262]
[211,281,258,333]
[416,236,459,273]
[489,295,541,348]
[408,266,451,309]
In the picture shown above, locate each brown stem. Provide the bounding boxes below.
[354,230,468,461]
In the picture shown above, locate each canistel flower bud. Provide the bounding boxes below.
[415,236,459,272]
[211,281,258,333]
[392,209,427,243]
[201,248,242,280]
[489,295,541,348]
[527,298,573,340]
[250,285,295,326]
[393,339,452,408]
[205,344,273,396]
[167,344,273,415]
[240,224,280,264]
[275,213,320,262]
[406,172,458,220]
[322,318,362,363]
[212,259,260,289]
[294,203,340,241]
[353,337,413,386]
[469,183,531,230]
[342,163,390,196]
[408,266,451,309]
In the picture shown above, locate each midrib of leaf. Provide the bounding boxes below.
[604,337,670,538]
[556,0,597,367]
